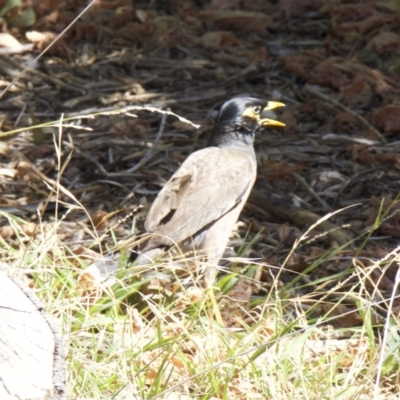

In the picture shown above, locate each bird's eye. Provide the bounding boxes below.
[252,105,262,115]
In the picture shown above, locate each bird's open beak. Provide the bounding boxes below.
[259,101,285,127]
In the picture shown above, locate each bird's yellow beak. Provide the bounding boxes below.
[259,101,285,127]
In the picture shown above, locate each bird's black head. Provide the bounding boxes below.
[208,97,285,149]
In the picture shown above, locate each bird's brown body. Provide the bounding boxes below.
[133,97,285,286]
[135,146,257,285]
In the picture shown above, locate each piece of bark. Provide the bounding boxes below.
[0,266,65,400]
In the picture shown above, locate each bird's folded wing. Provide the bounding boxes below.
[144,147,255,245]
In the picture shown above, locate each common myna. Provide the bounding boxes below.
[132,97,285,287]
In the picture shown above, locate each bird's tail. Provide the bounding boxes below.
[130,247,165,266]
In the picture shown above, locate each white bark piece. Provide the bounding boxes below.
[0,267,65,399]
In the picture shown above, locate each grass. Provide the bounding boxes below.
[1,112,400,400]
[3,215,400,399]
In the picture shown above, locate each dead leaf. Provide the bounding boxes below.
[211,50,251,67]
[206,0,270,12]
[17,161,41,182]
[212,51,249,68]
[135,8,147,23]
[278,108,298,134]
[368,267,396,293]
[284,252,309,273]
[283,53,321,82]
[37,9,59,26]
[130,308,145,334]
[351,145,400,167]
[0,32,21,48]
[25,30,56,50]
[0,222,37,239]
[114,117,150,138]
[285,54,395,95]
[114,21,154,45]
[200,10,274,33]
[330,4,376,36]
[310,170,345,192]
[32,0,61,17]
[90,210,109,230]
[331,111,362,134]
[27,144,55,160]
[221,278,252,327]
[310,57,353,90]
[0,142,9,156]
[365,195,400,237]
[341,81,373,107]
[0,167,15,178]
[0,225,14,239]
[199,31,241,49]
[319,303,362,328]
[306,246,329,261]
[374,104,400,132]
[21,222,37,236]
[278,0,325,19]
[368,31,400,55]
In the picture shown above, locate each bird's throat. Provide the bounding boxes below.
[207,126,256,149]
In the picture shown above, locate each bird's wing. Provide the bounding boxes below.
[144,147,256,246]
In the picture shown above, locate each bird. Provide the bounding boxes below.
[131,96,285,288]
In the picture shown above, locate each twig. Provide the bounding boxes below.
[293,172,332,211]
[124,113,167,173]
[304,85,387,144]
[335,166,383,206]
[65,144,110,176]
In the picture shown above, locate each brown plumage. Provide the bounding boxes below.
[132,97,285,286]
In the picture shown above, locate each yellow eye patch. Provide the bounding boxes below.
[242,106,261,120]
[241,101,286,127]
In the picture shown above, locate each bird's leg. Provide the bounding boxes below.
[204,265,224,326]
[204,265,216,288]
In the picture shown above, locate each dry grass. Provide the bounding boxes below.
[2,113,400,399]
[6,232,400,399]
